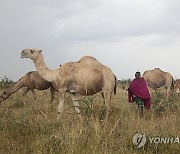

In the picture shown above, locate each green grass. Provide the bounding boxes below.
[0,85,180,154]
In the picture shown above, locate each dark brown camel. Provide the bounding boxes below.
[0,71,56,102]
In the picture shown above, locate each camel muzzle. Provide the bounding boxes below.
[21,51,27,58]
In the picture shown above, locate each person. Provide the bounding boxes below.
[128,71,151,117]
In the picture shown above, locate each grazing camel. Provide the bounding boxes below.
[174,79,180,94]
[0,71,55,103]
[142,68,174,99]
[21,49,116,119]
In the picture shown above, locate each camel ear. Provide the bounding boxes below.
[30,49,35,53]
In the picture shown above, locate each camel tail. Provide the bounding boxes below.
[114,74,117,94]
[171,76,175,90]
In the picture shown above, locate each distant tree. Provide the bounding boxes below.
[119,79,132,89]
[0,76,14,88]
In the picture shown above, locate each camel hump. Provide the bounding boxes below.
[78,56,99,63]
[17,72,32,82]
[144,68,164,75]
[20,71,37,81]
[77,56,102,67]
[152,68,163,73]
[154,68,161,71]
[153,68,173,78]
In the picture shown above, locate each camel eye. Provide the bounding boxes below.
[30,50,35,53]
[3,92,6,95]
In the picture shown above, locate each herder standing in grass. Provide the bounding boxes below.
[128,71,151,117]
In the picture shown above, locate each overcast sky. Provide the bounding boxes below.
[0,0,180,81]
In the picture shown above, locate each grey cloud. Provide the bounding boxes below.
[1,0,180,81]
[55,0,180,42]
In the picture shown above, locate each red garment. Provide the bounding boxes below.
[128,77,151,110]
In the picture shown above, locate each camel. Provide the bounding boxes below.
[142,68,174,99]
[174,79,180,94]
[0,71,56,103]
[21,48,116,119]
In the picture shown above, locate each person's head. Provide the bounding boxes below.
[135,71,141,78]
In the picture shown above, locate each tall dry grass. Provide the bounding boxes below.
[0,85,179,154]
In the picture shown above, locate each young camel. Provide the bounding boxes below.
[0,71,56,103]
[21,49,116,119]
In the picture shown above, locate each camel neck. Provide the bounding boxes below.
[33,53,57,82]
[9,81,23,94]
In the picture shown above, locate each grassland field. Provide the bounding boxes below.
[0,83,180,154]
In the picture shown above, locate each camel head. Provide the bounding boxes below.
[0,90,10,102]
[21,48,42,60]
[174,88,180,94]
[174,84,180,94]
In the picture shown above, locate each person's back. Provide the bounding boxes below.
[128,72,151,117]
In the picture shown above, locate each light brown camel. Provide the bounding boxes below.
[142,68,174,99]
[0,71,55,103]
[21,49,116,119]
[174,79,180,94]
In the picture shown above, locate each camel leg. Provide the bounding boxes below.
[167,90,169,100]
[57,92,65,119]
[167,85,174,100]
[70,94,81,118]
[23,87,30,97]
[31,89,37,100]
[101,92,105,104]
[22,88,30,105]
[165,85,170,100]
[103,92,112,122]
[140,107,144,118]
[50,87,55,103]
[101,91,105,99]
